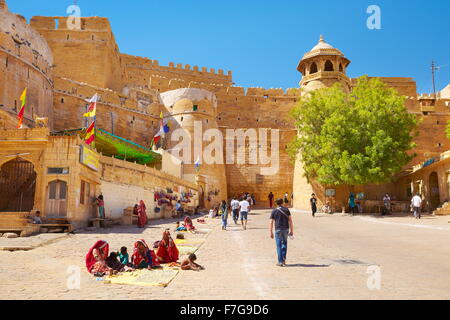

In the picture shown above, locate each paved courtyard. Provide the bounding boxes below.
[0,209,449,300]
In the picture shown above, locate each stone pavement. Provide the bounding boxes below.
[0,210,449,300]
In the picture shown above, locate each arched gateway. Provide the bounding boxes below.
[0,158,36,212]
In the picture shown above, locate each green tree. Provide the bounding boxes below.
[288,76,418,186]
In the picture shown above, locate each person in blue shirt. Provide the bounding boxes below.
[269,199,294,267]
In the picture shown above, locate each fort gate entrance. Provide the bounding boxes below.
[0,158,36,212]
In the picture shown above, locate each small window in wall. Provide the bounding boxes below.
[92,35,95,40]
[193,105,198,111]
[181,117,184,122]
[48,167,69,174]
[61,98,65,103]
[339,63,343,72]
[438,143,442,147]
[6,56,8,68]
[67,34,70,40]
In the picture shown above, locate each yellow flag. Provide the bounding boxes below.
[20,88,27,107]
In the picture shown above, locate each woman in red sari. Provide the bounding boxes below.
[131,239,160,269]
[184,216,196,231]
[156,229,179,263]
[85,240,113,276]
[137,200,148,228]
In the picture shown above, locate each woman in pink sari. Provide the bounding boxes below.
[184,216,196,231]
[85,240,113,276]
[131,239,160,269]
[137,200,148,228]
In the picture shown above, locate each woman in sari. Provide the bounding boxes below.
[131,239,160,269]
[156,229,179,263]
[137,200,148,228]
[85,240,113,276]
[183,216,196,232]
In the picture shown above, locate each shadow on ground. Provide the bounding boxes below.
[285,263,330,268]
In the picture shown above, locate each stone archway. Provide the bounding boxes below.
[429,172,440,211]
[0,157,36,212]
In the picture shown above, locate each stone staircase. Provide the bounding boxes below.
[433,202,450,216]
[0,212,38,236]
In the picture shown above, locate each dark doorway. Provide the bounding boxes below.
[429,172,440,211]
[0,158,36,212]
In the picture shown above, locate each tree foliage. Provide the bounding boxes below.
[288,76,418,186]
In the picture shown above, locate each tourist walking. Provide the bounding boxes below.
[284,192,289,206]
[411,193,422,219]
[220,200,229,230]
[310,193,317,217]
[383,193,391,215]
[269,199,294,267]
[230,196,240,224]
[268,192,274,208]
[348,193,356,216]
[239,197,251,230]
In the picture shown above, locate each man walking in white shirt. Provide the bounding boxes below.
[239,197,251,230]
[230,197,240,224]
[411,193,422,219]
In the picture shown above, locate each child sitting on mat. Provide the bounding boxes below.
[181,253,204,271]
[175,221,187,232]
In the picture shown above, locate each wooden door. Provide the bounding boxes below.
[46,180,68,217]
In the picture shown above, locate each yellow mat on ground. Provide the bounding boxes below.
[105,268,179,287]
[175,238,205,246]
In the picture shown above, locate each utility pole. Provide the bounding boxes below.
[431,60,439,98]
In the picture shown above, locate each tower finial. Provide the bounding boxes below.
[319,35,324,42]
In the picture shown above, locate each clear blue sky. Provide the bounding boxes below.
[8,0,450,93]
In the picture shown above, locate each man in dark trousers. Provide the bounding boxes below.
[269,199,294,267]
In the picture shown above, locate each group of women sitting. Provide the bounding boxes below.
[85,229,180,277]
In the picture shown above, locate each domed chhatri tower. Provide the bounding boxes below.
[297,35,351,93]
[159,88,228,209]
[293,36,351,210]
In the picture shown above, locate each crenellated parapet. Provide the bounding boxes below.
[121,53,233,88]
